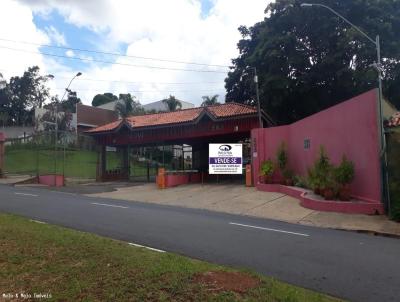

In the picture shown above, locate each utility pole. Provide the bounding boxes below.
[253,67,263,128]
[55,72,82,183]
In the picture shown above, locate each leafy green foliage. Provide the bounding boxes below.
[308,146,334,190]
[162,95,182,111]
[201,94,220,106]
[293,175,308,188]
[60,89,81,113]
[114,94,144,118]
[225,0,400,124]
[260,158,274,176]
[334,156,355,185]
[276,142,288,171]
[92,92,118,107]
[0,66,52,126]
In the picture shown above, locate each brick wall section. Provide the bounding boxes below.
[76,104,118,129]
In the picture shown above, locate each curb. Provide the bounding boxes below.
[333,227,400,239]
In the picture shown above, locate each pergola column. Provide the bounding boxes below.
[122,146,129,178]
[96,145,106,181]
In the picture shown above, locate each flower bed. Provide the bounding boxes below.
[257,183,384,215]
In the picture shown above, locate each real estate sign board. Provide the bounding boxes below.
[209,144,242,174]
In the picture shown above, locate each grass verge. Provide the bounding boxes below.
[4,148,151,179]
[0,213,342,301]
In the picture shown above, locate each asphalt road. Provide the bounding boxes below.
[0,184,399,302]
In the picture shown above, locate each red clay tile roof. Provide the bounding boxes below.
[87,119,123,133]
[207,103,257,117]
[386,112,400,128]
[87,103,257,133]
[126,107,204,128]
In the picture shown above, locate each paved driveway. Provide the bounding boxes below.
[1,184,400,302]
[88,183,400,236]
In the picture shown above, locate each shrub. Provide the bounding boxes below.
[308,146,334,192]
[334,156,355,185]
[276,142,288,172]
[293,175,308,188]
[260,159,274,177]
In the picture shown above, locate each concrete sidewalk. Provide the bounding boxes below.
[88,183,400,237]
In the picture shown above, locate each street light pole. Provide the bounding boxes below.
[54,72,82,181]
[253,67,263,128]
[301,3,390,212]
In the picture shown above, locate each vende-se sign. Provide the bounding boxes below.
[209,144,242,174]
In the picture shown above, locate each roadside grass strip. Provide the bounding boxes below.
[0,213,342,302]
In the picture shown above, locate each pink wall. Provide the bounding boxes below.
[39,174,64,187]
[252,89,382,203]
[156,173,202,188]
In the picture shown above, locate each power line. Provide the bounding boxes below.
[0,68,224,85]
[0,45,229,73]
[0,37,231,68]
[53,87,224,93]
[57,77,223,85]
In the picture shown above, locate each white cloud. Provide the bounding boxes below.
[45,25,67,46]
[0,0,49,79]
[10,0,271,106]
[65,49,75,57]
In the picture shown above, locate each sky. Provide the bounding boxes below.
[0,0,271,106]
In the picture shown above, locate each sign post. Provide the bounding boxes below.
[209,144,242,175]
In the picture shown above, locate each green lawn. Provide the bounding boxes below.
[0,213,342,302]
[4,148,153,179]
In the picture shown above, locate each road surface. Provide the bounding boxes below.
[0,184,399,302]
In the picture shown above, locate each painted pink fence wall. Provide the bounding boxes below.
[252,89,382,203]
[38,175,64,187]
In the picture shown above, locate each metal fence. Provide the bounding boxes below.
[4,132,192,183]
[4,131,98,180]
[387,129,400,221]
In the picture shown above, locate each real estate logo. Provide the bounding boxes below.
[209,144,242,174]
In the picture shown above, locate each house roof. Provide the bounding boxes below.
[87,102,261,134]
[386,112,400,128]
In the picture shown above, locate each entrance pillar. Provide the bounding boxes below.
[0,133,5,178]
[122,146,129,177]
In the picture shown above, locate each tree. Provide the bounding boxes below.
[60,89,81,113]
[0,72,5,89]
[0,112,8,128]
[201,94,220,106]
[92,93,118,107]
[114,94,144,118]
[225,0,400,124]
[162,95,182,111]
[40,97,73,133]
[0,73,10,126]
[3,66,52,125]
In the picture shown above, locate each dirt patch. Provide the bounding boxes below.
[192,271,260,294]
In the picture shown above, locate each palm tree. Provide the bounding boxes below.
[201,94,220,106]
[115,97,134,119]
[162,95,182,111]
